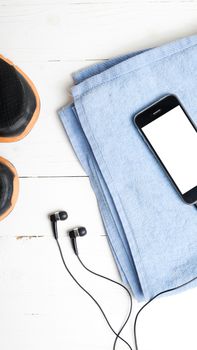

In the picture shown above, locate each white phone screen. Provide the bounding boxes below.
[142,106,197,194]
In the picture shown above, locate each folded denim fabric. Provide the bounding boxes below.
[59,35,197,301]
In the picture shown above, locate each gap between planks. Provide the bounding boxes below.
[19,175,88,178]
[14,234,107,240]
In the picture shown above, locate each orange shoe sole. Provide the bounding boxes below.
[0,54,40,142]
[0,157,19,221]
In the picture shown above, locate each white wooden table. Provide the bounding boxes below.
[1,1,197,349]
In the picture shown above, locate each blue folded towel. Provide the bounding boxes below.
[59,35,197,301]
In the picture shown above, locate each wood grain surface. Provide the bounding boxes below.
[1,1,197,349]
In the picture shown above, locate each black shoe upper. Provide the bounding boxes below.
[0,58,36,137]
[0,162,14,216]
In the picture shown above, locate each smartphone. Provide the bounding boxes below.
[134,95,197,205]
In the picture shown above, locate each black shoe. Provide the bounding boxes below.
[0,55,40,142]
[0,157,19,221]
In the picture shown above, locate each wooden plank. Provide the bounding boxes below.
[1,0,194,4]
[0,176,133,349]
[135,287,197,350]
[0,177,106,237]
[0,234,134,350]
[0,2,196,61]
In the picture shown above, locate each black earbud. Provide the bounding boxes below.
[49,211,68,240]
[50,211,68,222]
[50,216,133,349]
[68,227,87,255]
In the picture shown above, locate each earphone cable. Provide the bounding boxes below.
[134,274,197,350]
[55,239,133,350]
[76,254,133,350]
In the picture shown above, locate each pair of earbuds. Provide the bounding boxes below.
[49,210,134,350]
[49,211,195,350]
[49,210,86,255]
